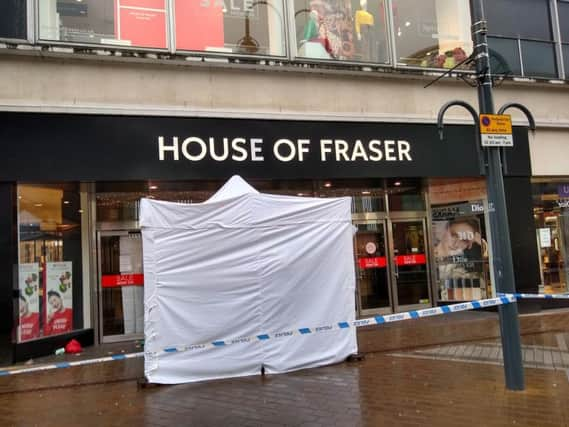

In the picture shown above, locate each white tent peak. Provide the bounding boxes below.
[205,175,259,203]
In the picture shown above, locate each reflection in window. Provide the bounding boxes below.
[488,37,521,77]
[0,1,27,40]
[521,40,557,79]
[175,0,286,56]
[39,0,168,48]
[294,0,390,63]
[392,0,472,69]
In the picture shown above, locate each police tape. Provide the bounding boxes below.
[0,352,144,377]
[0,294,516,377]
[155,294,516,356]
[500,292,569,300]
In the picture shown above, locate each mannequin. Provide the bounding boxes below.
[355,0,375,61]
[355,0,374,41]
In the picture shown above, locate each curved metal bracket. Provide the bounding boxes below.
[437,100,485,174]
[496,103,536,175]
[497,103,536,131]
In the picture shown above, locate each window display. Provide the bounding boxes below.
[39,0,167,48]
[175,0,286,56]
[532,180,569,294]
[392,0,472,69]
[294,0,390,63]
[18,184,84,342]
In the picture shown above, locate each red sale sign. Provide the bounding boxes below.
[395,254,427,266]
[102,274,145,288]
[115,0,167,48]
[358,257,387,269]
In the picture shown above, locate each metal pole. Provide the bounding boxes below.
[470,0,524,390]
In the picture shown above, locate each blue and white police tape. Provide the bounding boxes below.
[0,294,516,377]
[500,292,569,300]
[0,352,144,377]
[155,294,516,356]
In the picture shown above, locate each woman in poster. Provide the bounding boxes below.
[19,295,40,341]
[45,290,73,335]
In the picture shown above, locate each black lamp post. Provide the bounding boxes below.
[436,0,537,391]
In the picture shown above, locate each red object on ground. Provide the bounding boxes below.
[65,339,82,354]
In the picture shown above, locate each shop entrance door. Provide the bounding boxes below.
[97,230,144,343]
[354,218,431,315]
[388,219,431,312]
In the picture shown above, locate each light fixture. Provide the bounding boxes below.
[63,200,70,205]
[324,182,332,188]
[78,209,84,214]
[361,191,371,195]
[149,185,158,190]
[394,181,402,187]
[405,21,411,27]
[18,196,22,200]
[34,203,43,207]
[297,193,304,196]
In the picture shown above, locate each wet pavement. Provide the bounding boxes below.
[1,331,569,426]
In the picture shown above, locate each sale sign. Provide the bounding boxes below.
[18,263,40,342]
[115,0,167,48]
[44,262,73,336]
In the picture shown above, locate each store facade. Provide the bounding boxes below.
[0,112,539,363]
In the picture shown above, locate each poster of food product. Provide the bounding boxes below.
[18,263,40,342]
[44,262,73,336]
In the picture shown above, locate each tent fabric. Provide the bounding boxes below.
[141,176,357,384]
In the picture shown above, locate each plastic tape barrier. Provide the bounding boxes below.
[0,294,516,377]
[0,352,144,377]
[156,295,516,356]
[500,292,569,300]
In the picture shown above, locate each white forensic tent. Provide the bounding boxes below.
[140,176,357,384]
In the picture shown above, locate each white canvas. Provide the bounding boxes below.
[141,176,357,384]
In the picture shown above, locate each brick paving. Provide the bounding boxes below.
[1,332,569,426]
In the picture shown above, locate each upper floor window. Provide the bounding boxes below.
[39,0,168,49]
[484,0,558,79]
[174,0,286,56]
[0,0,27,40]
[392,0,473,69]
[293,0,390,64]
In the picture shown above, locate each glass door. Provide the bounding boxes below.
[388,219,431,311]
[354,221,392,315]
[97,230,144,343]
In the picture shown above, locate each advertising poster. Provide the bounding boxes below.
[431,201,488,301]
[44,262,73,336]
[115,0,167,48]
[18,263,40,342]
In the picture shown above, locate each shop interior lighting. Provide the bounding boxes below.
[149,185,158,190]
[34,203,43,207]
[394,181,402,186]
[63,200,70,205]
[361,191,371,195]
[324,182,332,188]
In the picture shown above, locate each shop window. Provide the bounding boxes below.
[17,184,85,342]
[293,0,390,63]
[38,0,168,48]
[175,0,286,56]
[484,0,558,79]
[532,180,569,294]
[428,178,492,302]
[0,1,27,40]
[391,0,472,69]
[387,178,424,211]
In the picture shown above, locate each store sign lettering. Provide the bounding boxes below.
[158,137,413,163]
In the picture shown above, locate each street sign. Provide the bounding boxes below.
[479,114,513,147]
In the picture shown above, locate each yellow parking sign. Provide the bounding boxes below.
[479,114,513,147]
